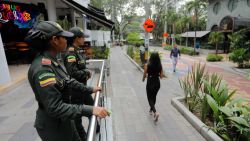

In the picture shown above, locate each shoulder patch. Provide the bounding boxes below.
[68,47,75,51]
[38,73,55,80]
[39,77,56,87]
[41,58,51,65]
[67,55,76,62]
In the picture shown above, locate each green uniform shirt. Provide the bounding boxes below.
[28,51,93,141]
[64,46,90,84]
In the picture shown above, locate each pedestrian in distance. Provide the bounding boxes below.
[139,43,146,66]
[64,26,97,141]
[142,52,164,122]
[170,44,181,72]
[25,21,109,141]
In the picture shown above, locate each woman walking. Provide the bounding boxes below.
[142,52,163,122]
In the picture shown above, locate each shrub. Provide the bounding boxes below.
[164,46,172,51]
[180,47,192,54]
[229,48,250,68]
[206,54,223,62]
[179,47,199,56]
[189,51,200,56]
[92,46,110,59]
[127,46,134,58]
[247,73,250,80]
[179,63,250,140]
[126,32,143,45]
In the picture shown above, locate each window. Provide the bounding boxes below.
[213,2,221,14]
[228,0,238,12]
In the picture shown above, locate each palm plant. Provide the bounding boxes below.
[186,0,207,52]
[179,63,207,112]
[209,32,224,55]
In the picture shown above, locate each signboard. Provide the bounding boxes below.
[0,2,40,28]
[163,33,169,37]
[143,18,155,33]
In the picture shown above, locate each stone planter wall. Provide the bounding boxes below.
[171,97,223,141]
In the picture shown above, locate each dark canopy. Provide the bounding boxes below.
[61,0,114,29]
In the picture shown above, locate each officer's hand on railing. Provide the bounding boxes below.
[92,87,102,93]
[93,107,109,118]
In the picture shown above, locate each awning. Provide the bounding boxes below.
[180,31,210,38]
[61,0,114,28]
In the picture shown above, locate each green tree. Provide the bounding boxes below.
[126,32,142,45]
[209,32,224,54]
[186,0,207,51]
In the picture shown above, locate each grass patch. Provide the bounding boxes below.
[206,54,223,62]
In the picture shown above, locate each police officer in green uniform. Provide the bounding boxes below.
[26,21,109,141]
[64,27,90,85]
[64,27,96,141]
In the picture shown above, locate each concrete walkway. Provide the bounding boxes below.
[110,47,205,141]
[0,64,29,95]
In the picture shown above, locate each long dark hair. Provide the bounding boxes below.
[147,52,162,73]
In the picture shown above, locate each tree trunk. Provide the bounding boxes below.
[216,43,218,55]
[194,8,198,52]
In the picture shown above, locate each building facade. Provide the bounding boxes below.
[207,0,250,31]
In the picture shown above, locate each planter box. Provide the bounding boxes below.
[171,97,223,141]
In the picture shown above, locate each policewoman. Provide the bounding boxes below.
[64,27,96,140]
[26,21,108,141]
[64,27,90,85]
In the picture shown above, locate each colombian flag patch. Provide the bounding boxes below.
[39,78,56,87]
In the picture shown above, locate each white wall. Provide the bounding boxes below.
[73,0,90,7]
[0,34,11,85]
[91,30,111,47]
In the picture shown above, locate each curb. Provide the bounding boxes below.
[0,76,27,95]
[171,97,223,141]
[122,52,144,73]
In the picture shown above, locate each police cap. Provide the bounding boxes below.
[36,21,73,38]
[69,27,89,38]
[26,21,73,40]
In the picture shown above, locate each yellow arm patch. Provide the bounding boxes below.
[39,78,56,87]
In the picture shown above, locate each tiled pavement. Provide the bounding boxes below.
[153,47,250,100]
[111,47,205,141]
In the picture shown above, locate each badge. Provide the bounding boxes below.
[41,58,51,65]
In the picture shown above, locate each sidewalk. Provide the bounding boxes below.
[0,64,29,95]
[110,47,205,141]
[151,46,250,100]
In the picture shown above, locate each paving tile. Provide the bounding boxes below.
[8,122,38,141]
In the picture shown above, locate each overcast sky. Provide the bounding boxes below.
[135,0,192,16]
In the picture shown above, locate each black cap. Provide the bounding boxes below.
[69,27,89,38]
[35,21,73,38]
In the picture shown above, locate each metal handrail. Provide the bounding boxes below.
[86,59,105,141]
